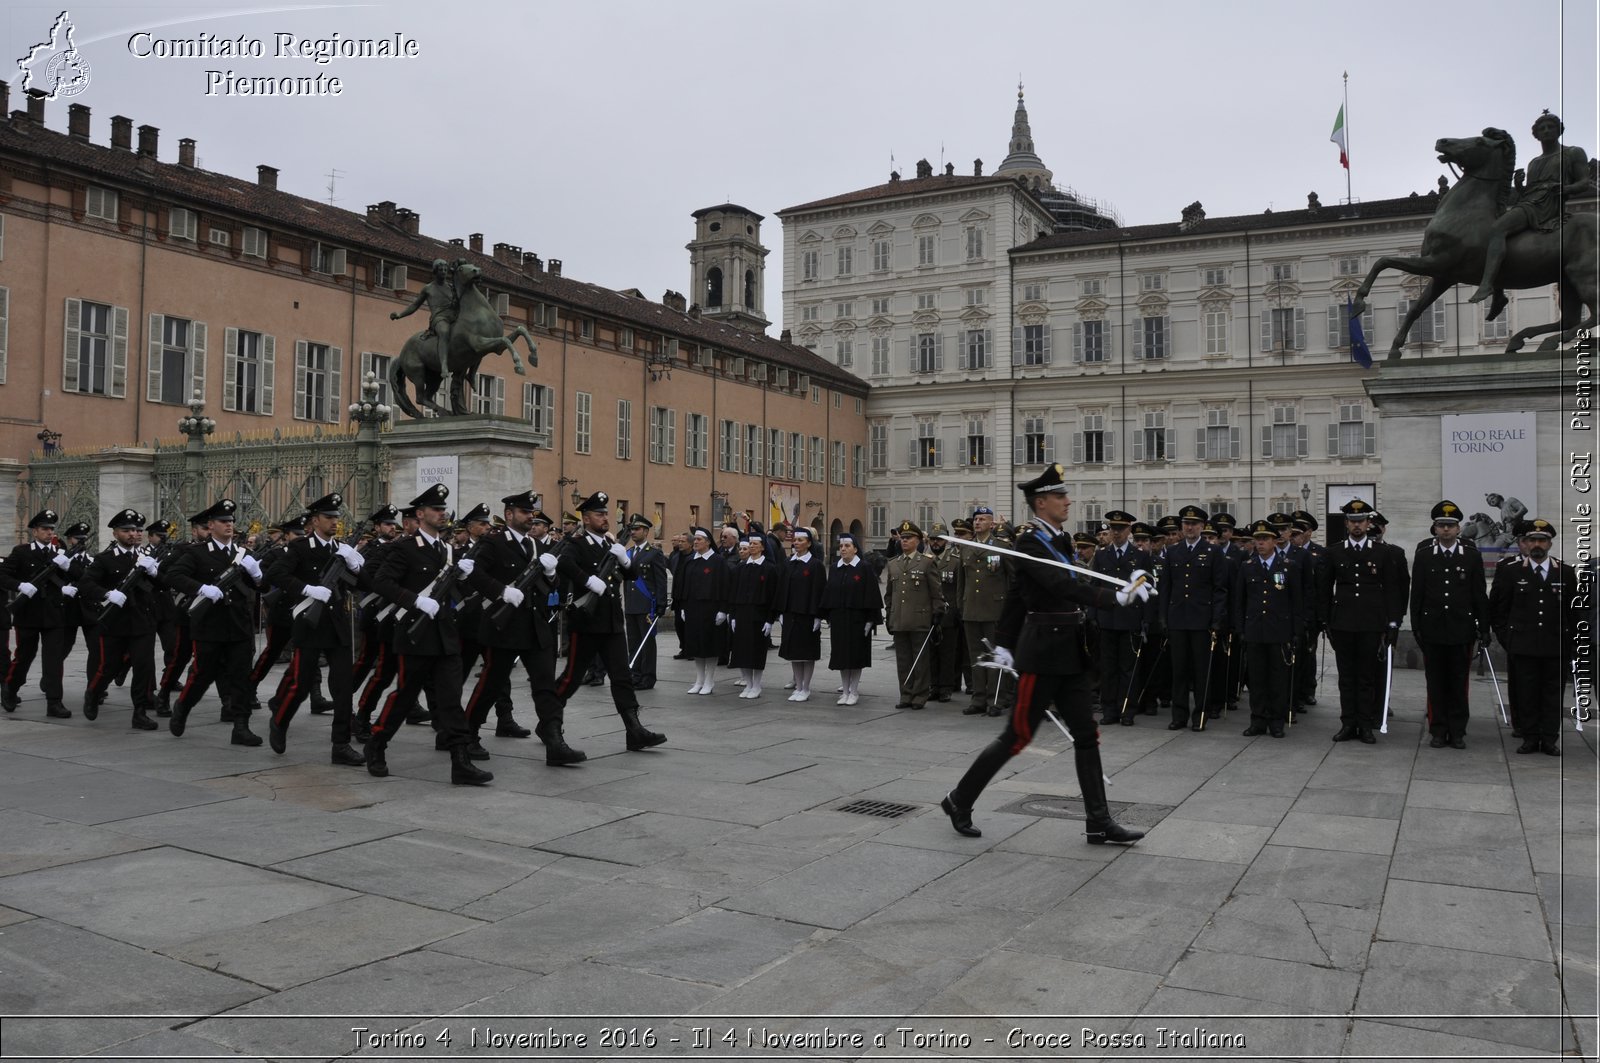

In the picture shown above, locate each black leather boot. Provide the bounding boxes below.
[536,722,588,765]
[310,697,334,715]
[331,743,366,766]
[130,708,159,731]
[231,715,263,747]
[941,793,981,837]
[1077,744,1142,846]
[1,686,19,712]
[495,712,532,738]
[82,692,99,721]
[365,744,389,776]
[46,700,71,719]
[620,708,666,751]
[168,697,191,735]
[154,689,172,718]
[449,745,494,785]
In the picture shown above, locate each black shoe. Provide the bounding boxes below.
[231,718,263,747]
[1332,725,1359,742]
[1190,721,1205,732]
[449,746,494,785]
[1242,724,1267,736]
[1302,696,1317,707]
[46,701,71,719]
[622,709,666,751]
[154,690,172,718]
[96,690,108,706]
[331,743,367,767]
[130,709,158,731]
[961,704,985,716]
[941,794,981,837]
[1516,739,1541,754]
[1269,726,1285,738]
[935,692,951,702]
[1119,715,1136,726]
[352,716,373,742]
[537,724,589,766]
[986,706,1004,717]
[269,718,287,755]
[1085,818,1144,845]
[168,700,191,735]
[1542,741,1562,757]
[1167,721,1186,731]
[495,717,532,738]
[82,695,99,721]
[405,709,432,725]
[310,699,333,715]
[585,674,606,687]
[1429,735,1448,748]
[466,740,491,761]
[1450,736,1467,749]
[366,749,389,776]
[893,701,911,710]
[1357,728,1377,745]
[1,687,17,712]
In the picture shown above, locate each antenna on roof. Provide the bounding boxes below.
[324,167,344,206]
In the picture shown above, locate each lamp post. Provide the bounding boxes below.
[348,371,392,516]
[1301,481,1312,510]
[556,476,579,512]
[35,427,62,456]
[176,389,216,516]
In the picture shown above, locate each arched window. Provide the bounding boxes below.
[744,270,756,308]
[706,267,723,307]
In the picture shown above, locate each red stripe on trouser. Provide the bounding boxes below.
[373,655,407,736]
[357,644,389,714]
[86,635,111,693]
[177,641,203,705]
[1009,673,1038,755]
[273,649,304,726]
[555,633,580,699]
[160,630,191,691]
[465,646,494,726]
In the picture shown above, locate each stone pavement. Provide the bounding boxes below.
[0,634,1594,1062]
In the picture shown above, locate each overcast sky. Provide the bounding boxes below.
[8,0,1597,327]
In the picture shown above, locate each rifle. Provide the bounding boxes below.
[187,536,275,623]
[484,539,560,627]
[89,545,157,624]
[289,521,370,628]
[402,536,489,639]
[566,535,629,619]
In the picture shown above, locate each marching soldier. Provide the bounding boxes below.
[1161,505,1229,731]
[351,505,402,694]
[77,510,163,729]
[1320,499,1409,744]
[957,507,1012,717]
[162,499,266,746]
[1491,519,1571,756]
[464,492,583,765]
[366,484,492,785]
[144,519,179,682]
[553,491,666,752]
[941,463,1150,844]
[1234,519,1306,738]
[1411,500,1490,749]
[885,520,945,710]
[0,509,76,718]
[727,531,783,699]
[248,516,317,716]
[154,512,210,717]
[622,514,669,690]
[1093,511,1144,725]
[262,493,369,767]
[454,503,499,737]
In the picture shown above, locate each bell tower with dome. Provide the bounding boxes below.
[995,83,1119,233]
[687,203,770,333]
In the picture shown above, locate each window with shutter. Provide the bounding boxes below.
[575,392,592,454]
[617,399,633,459]
[0,286,8,384]
[242,227,267,259]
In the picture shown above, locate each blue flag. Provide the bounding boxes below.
[1347,297,1373,368]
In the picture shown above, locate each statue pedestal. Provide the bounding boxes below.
[384,416,542,512]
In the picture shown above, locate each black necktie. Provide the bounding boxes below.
[522,537,533,560]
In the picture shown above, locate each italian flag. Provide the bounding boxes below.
[1330,105,1349,169]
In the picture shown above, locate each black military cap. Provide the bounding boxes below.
[198,498,238,523]
[27,509,59,529]
[1290,509,1319,532]
[897,519,923,538]
[461,503,493,525]
[62,521,90,539]
[1267,512,1294,531]
[1156,515,1179,533]
[1017,464,1069,498]
[305,492,343,517]
[187,509,210,527]
[400,506,418,520]
[1371,512,1389,529]
[409,483,450,510]
[108,508,145,530]
[529,510,553,527]
[1430,500,1463,524]
[501,490,540,511]
[369,504,401,525]
[1340,498,1374,517]
[1177,504,1209,523]
[1131,522,1155,540]
[628,514,654,530]
[1249,519,1278,539]
[1211,512,1236,532]
[279,514,308,535]
[1072,532,1098,548]
[1103,509,1135,526]
[951,517,973,532]
[576,491,610,513]
[1521,518,1555,539]
[145,518,175,538]
[1202,522,1218,537]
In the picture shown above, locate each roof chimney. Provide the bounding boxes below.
[25,90,45,126]
[468,233,483,253]
[136,123,159,158]
[395,207,419,234]
[493,241,521,265]
[178,137,195,168]
[547,258,562,277]
[974,158,984,177]
[780,328,793,344]
[448,237,464,248]
[0,82,9,121]
[522,251,543,273]
[110,115,132,150]
[67,103,89,140]
[662,290,686,313]
[257,164,278,190]
[367,200,396,225]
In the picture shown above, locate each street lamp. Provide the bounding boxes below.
[1301,482,1312,508]
[348,371,392,427]
[36,427,62,455]
[556,476,580,508]
[177,390,216,440]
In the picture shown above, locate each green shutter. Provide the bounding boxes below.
[147,313,165,401]
[110,306,129,397]
[63,298,81,393]
[222,327,239,412]
[190,321,206,403]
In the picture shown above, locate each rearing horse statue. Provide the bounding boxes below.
[389,262,535,417]
[1352,128,1596,359]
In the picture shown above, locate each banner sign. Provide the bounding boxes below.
[1441,412,1536,556]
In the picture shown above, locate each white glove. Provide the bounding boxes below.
[761,622,772,637]
[584,575,607,595]
[715,612,728,626]
[1117,571,1152,607]
[864,623,874,636]
[198,584,223,602]
[336,543,364,571]
[51,553,72,571]
[105,589,127,607]
[500,586,524,607]
[992,646,1015,671]
[303,585,332,603]
[678,610,686,623]
[136,555,160,576]
[455,558,475,576]
[17,582,37,598]
[240,555,263,580]
[61,584,77,598]
[538,553,558,576]
[608,542,631,566]
[729,617,737,632]
[813,618,821,633]
[413,595,439,618]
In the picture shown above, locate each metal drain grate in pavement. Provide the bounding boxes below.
[835,799,919,819]
[994,794,1174,830]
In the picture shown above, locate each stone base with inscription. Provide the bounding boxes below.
[384,416,544,512]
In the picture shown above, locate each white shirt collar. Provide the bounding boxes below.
[418,531,439,547]
[745,555,765,565]
[507,527,526,544]
[794,551,812,563]
[693,549,713,560]
[838,556,860,567]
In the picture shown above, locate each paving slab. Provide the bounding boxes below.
[1268,809,1399,855]
[1376,879,1553,961]
[1235,845,1392,908]
[1390,806,1536,891]
[0,809,159,876]
[1539,871,1600,929]
[463,960,720,1017]
[1192,893,1377,971]
[1133,986,1351,1059]
[1008,895,1210,975]
[345,788,638,847]
[717,841,968,929]
[555,773,834,826]
[618,840,820,896]
[919,949,1162,1024]
[0,767,236,824]
[109,795,409,864]
[832,895,1037,968]
[1164,948,1362,1013]
[1290,786,1407,819]
[1170,788,1295,828]
[591,907,820,986]
[452,856,640,922]
[1069,853,1245,912]
[1131,816,1276,864]
[910,851,1101,913]
[1344,1016,1574,1061]
[1405,777,1519,814]
[537,810,755,866]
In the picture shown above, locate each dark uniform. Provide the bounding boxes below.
[77,509,162,729]
[1288,510,1329,710]
[621,516,670,690]
[144,519,180,696]
[248,521,301,707]
[1233,521,1306,737]
[552,491,666,752]
[1319,499,1409,743]
[262,494,368,765]
[354,513,412,737]
[927,532,962,702]
[1411,501,1490,748]
[1160,506,1230,730]
[0,510,75,717]
[161,499,265,746]
[1211,514,1246,712]
[727,536,783,696]
[155,516,211,716]
[464,493,582,765]
[777,530,826,701]
[1093,512,1145,725]
[942,464,1146,845]
[675,529,728,695]
[1490,519,1570,755]
[818,533,881,705]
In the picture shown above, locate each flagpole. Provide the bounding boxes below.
[1343,71,1352,204]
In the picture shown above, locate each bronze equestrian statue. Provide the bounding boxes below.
[388,261,535,417]
[1352,113,1595,359]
